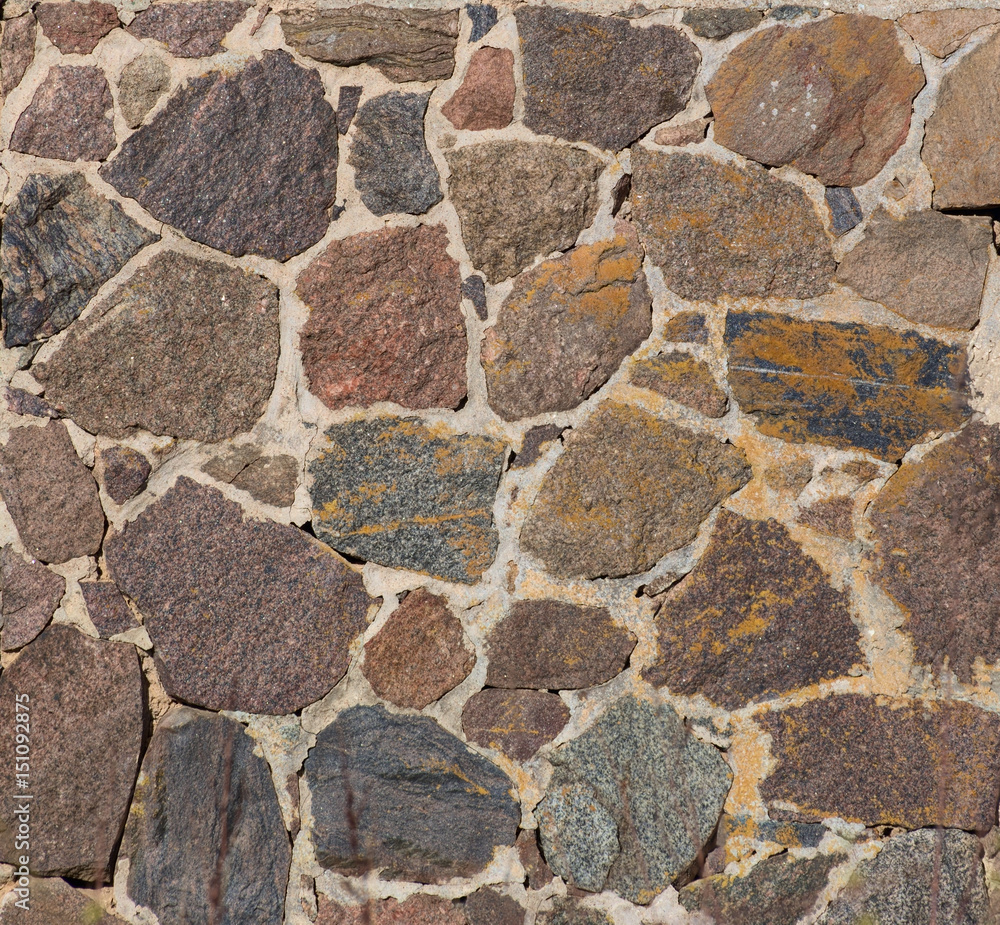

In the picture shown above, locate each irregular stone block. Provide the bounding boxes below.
[537,900,613,925]
[126,0,249,56]
[761,694,1000,828]
[682,8,762,38]
[1,172,157,348]
[281,5,459,81]
[516,7,699,151]
[644,511,861,707]
[105,477,374,713]
[632,150,834,301]
[80,581,139,637]
[630,352,728,418]
[463,689,569,760]
[836,208,992,330]
[122,707,290,925]
[900,8,1000,57]
[0,13,36,98]
[442,46,514,131]
[0,421,104,565]
[4,388,58,420]
[298,224,465,412]
[336,84,362,133]
[707,15,924,186]
[467,4,497,42]
[0,546,63,651]
[35,251,279,442]
[662,311,709,344]
[101,50,338,261]
[520,403,750,579]
[483,224,651,421]
[465,889,523,925]
[0,877,128,924]
[517,829,553,889]
[35,1,117,53]
[0,626,144,879]
[309,418,505,584]
[825,186,862,236]
[537,696,731,904]
[462,275,488,320]
[653,119,710,147]
[318,895,466,925]
[509,424,564,470]
[725,311,971,460]
[485,600,635,690]
[98,445,151,504]
[117,51,170,128]
[798,495,855,538]
[446,141,602,283]
[201,445,298,507]
[304,705,519,882]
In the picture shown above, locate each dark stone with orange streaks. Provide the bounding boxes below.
[80,581,139,637]
[35,1,118,53]
[462,689,569,760]
[99,445,152,504]
[662,311,708,344]
[725,311,970,460]
[760,694,1000,828]
[630,352,728,418]
[126,1,249,57]
[442,46,514,131]
[644,511,861,708]
[0,13,35,97]
[719,815,826,852]
[0,546,63,650]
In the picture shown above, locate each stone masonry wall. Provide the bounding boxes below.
[1,0,1000,922]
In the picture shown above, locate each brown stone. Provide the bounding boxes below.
[318,895,466,925]
[510,425,565,470]
[662,311,709,344]
[725,311,971,460]
[517,829,553,888]
[35,251,280,442]
[80,581,139,637]
[0,878,127,924]
[446,141,603,283]
[900,8,1000,57]
[707,15,924,186]
[632,150,834,302]
[442,46,514,131]
[0,13,36,97]
[127,1,249,56]
[631,352,728,418]
[105,477,375,713]
[463,689,569,760]
[0,421,104,565]
[10,65,115,161]
[483,224,652,421]
[485,600,635,690]
[35,1,118,53]
[0,546,63,651]
[521,403,750,579]
[654,119,710,147]
[465,890,524,925]
[202,445,298,507]
[836,209,992,330]
[537,900,613,925]
[643,511,862,708]
[98,445,151,504]
[117,51,171,128]
[799,495,855,538]
[682,8,763,39]
[0,626,144,878]
[363,588,475,709]
[298,225,466,412]
[4,389,58,419]
[761,694,1000,828]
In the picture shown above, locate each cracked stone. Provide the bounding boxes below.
[900,8,1000,57]
[126,0,249,56]
[0,546,63,651]
[462,689,569,760]
[442,46,514,131]
[35,1,117,53]
[117,52,171,128]
[630,352,728,418]
[682,8,762,38]
[201,445,298,507]
[80,581,139,638]
[98,445,152,504]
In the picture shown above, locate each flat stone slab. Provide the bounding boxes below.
[631,352,728,418]
[126,0,249,56]
[0,13,36,98]
[537,900,613,925]
[105,477,374,713]
[309,418,505,584]
[36,1,118,52]
[201,445,298,507]
[682,8,762,38]
[304,705,519,882]
[462,688,569,760]
[0,877,128,924]
[98,445,152,504]
[464,889,524,925]
[442,46,514,131]
[80,581,139,637]
[900,8,1000,57]
[0,547,63,651]
[117,52,171,129]
[725,311,971,460]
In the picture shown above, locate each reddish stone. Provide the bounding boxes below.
[0,546,63,651]
[201,445,298,508]
[317,895,466,925]
[630,352,728,417]
[80,581,139,637]
[363,588,474,709]
[517,829,553,888]
[98,445,151,504]
[465,889,524,925]
[126,1,249,56]
[442,46,514,131]
[35,1,118,54]
[463,689,569,760]
[0,13,36,97]
[900,8,1000,58]
[298,225,466,412]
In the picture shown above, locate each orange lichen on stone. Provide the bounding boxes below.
[630,351,728,417]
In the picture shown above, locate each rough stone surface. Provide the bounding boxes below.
[682,8,762,38]
[363,588,474,709]
[632,151,834,302]
[0,421,104,564]
[127,1,249,56]
[654,119,710,147]
[117,51,171,128]
[537,696,731,904]
[825,187,863,236]
[484,225,651,421]
[0,13,36,98]
[760,694,1000,828]
[4,388,58,419]
[0,546,63,651]
[336,84,362,133]
[467,4,497,42]
[663,311,709,344]
[35,251,280,442]
[105,477,374,713]
[818,829,989,925]
[35,1,118,53]
[517,8,699,151]
[122,707,290,925]
[630,352,728,418]
[80,581,139,637]
[10,65,115,161]
[446,142,603,283]
[517,830,553,889]
[99,445,152,504]
[0,878,127,924]
[463,689,569,760]
[0,626,144,878]
[349,92,442,216]
[799,495,854,538]
[520,403,750,579]
[1,172,157,348]
[304,705,519,882]
[201,445,298,507]
[485,600,635,690]
[725,311,971,460]
[836,209,992,330]
[465,889,523,925]
[281,5,459,81]
[309,418,505,583]
[298,225,465,412]
[442,46,514,131]
[900,8,1000,57]
[536,900,613,925]
[462,275,488,320]
[706,15,924,186]
[510,424,564,470]
[101,50,338,261]
[644,511,861,707]
[318,895,466,925]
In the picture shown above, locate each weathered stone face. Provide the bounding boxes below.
[442,46,514,131]
[80,581,139,638]
[0,877,128,924]
[630,352,728,418]
[318,895,466,925]
[900,8,1000,57]
[682,7,762,38]
[462,689,570,760]
[760,694,1000,828]
[516,7,699,151]
[98,445,152,504]
[35,1,118,53]
[707,15,924,186]
[825,186,863,236]
[464,889,525,925]
[725,311,971,460]
[126,1,249,56]
[520,403,750,579]
[536,900,613,925]
[0,13,36,98]
[304,705,519,882]
[0,546,63,651]
[201,445,298,508]
[117,52,171,128]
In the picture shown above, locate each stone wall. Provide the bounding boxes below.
[0,0,999,922]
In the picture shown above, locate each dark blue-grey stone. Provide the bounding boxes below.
[348,91,442,217]
[467,3,497,42]
[1,173,158,347]
[304,705,519,883]
[462,275,488,320]
[768,5,821,20]
[825,187,863,236]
